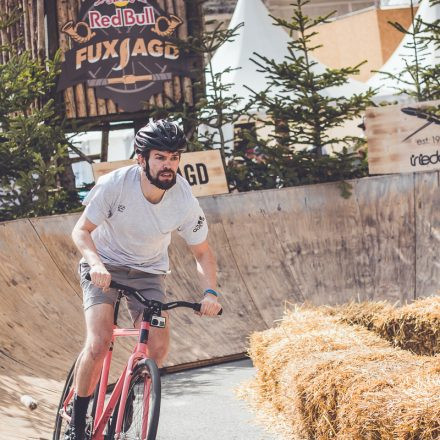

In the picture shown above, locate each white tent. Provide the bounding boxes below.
[367,0,440,101]
[210,0,369,104]
[204,0,369,150]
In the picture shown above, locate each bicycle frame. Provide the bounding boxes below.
[100,317,153,440]
[59,320,151,440]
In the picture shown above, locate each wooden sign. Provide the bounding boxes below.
[57,0,197,113]
[366,100,440,174]
[92,150,229,197]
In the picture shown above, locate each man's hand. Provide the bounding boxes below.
[89,263,111,291]
[198,293,222,317]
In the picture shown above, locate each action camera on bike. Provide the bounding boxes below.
[151,315,166,328]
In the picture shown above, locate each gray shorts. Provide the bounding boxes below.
[79,262,167,323]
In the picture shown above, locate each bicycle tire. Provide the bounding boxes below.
[112,358,161,440]
[53,361,75,440]
[53,360,101,440]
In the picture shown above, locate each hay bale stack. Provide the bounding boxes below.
[326,300,392,331]
[383,296,440,355]
[245,307,440,439]
[330,296,440,355]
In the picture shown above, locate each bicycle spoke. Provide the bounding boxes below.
[114,359,160,440]
[122,373,153,439]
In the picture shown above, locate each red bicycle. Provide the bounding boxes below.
[53,277,222,440]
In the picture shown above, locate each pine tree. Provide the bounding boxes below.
[192,19,246,173]
[0,8,80,221]
[384,0,440,101]
[229,0,375,196]
[151,13,246,176]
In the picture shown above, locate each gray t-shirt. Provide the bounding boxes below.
[82,164,208,274]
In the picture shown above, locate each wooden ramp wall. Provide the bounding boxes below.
[2,171,440,438]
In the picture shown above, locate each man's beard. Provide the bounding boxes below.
[145,166,177,190]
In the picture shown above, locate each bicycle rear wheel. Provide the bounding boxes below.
[53,361,76,439]
[53,360,99,440]
[117,358,161,440]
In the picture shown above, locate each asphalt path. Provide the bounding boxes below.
[157,359,277,440]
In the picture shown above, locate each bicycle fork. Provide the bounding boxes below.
[114,319,151,438]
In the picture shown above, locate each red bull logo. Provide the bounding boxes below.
[89,7,155,28]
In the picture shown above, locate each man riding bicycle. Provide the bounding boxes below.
[68,119,222,440]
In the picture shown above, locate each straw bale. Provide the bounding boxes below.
[248,309,390,407]
[329,296,440,356]
[243,307,440,440]
[326,301,392,331]
[383,296,440,355]
[337,373,440,439]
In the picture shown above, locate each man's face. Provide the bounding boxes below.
[140,149,181,190]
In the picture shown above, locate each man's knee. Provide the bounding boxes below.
[83,303,114,361]
[84,330,113,361]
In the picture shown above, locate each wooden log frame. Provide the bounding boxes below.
[54,0,203,123]
[0,0,204,125]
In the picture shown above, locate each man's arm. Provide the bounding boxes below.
[189,240,222,317]
[72,211,111,290]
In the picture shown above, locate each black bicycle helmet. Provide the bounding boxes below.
[134,119,186,155]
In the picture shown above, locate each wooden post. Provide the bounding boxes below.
[100,127,109,162]
[44,0,59,59]
[107,99,117,114]
[64,0,88,117]
[184,0,203,107]
[36,0,45,60]
[162,0,175,107]
[174,0,188,104]
[22,0,30,52]
[155,93,164,108]
[57,0,76,118]
[27,0,36,59]
[0,1,10,63]
[97,98,108,116]
[8,2,17,53]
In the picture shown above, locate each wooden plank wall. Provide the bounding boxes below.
[0,0,45,63]
[0,0,198,119]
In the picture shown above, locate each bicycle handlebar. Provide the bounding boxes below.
[85,273,222,315]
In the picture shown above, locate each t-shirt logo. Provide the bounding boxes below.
[118,204,126,212]
[193,215,205,233]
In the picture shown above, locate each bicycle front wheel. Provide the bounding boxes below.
[118,358,161,440]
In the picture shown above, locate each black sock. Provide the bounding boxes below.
[70,394,91,437]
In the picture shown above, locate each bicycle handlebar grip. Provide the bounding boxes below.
[194,303,223,315]
[84,273,119,290]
